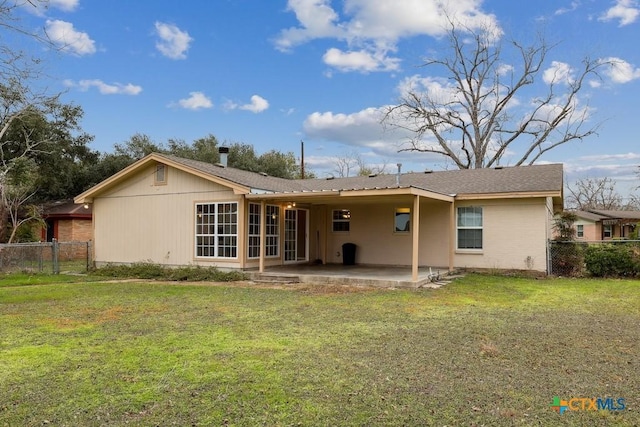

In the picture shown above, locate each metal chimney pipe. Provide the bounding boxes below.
[396,163,402,186]
[218,146,229,167]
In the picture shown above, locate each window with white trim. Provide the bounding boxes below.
[603,224,613,239]
[457,206,483,250]
[394,207,411,232]
[195,202,238,258]
[248,203,280,258]
[332,209,350,232]
[576,224,584,238]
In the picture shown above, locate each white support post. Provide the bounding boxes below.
[412,195,420,281]
[259,200,266,273]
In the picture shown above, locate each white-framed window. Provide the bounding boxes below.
[457,206,483,250]
[603,224,613,239]
[576,224,584,238]
[195,202,238,258]
[332,209,350,232]
[394,207,411,233]
[154,163,167,185]
[248,203,280,259]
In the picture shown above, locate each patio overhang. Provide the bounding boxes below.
[245,186,455,204]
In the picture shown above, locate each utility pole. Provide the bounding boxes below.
[300,140,305,179]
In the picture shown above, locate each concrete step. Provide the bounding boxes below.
[249,273,301,284]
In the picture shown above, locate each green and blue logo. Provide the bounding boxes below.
[550,396,625,414]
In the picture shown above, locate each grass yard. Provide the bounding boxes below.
[0,274,638,426]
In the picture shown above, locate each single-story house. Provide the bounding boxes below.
[41,200,93,242]
[74,152,564,279]
[572,209,640,240]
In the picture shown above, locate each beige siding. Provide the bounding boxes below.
[315,198,548,271]
[454,198,548,272]
[93,163,241,267]
[319,199,451,267]
[92,162,551,273]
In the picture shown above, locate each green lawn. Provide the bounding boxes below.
[0,274,638,426]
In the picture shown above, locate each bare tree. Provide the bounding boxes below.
[384,19,604,169]
[566,177,623,210]
[332,150,387,177]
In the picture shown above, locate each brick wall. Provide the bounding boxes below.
[71,219,93,241]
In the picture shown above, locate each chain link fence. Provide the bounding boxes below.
[548,240,640,277]
[0,240,92,274]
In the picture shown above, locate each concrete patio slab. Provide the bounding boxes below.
[247,264,452,288]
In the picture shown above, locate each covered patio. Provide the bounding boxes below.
[246,263,452,288]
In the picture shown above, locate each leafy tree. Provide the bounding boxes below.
[384,19,603,169]
[255,150,299,179]
[0,1,96,240]
[1,157,41,242]
[113,133,163,159]
[166,134,220,161]
[553,211,578,241]
[90,134,308,182]
[227,142,259,172]
[550,211,584,276]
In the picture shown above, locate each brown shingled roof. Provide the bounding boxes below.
[161,154,309,193]
[587,209,640,220]
[161,154,563,196]
[298,164,563,195]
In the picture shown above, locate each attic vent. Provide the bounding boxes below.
[368,173,377,178]
[424,170,433,174]
[326,176,335,180]
[494,166,503,170]
[259,172,268,176]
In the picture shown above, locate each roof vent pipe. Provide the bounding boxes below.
[396,163,402,187]
[218,146,229,167]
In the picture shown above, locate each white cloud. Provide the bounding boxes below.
[496,64,514,76]
[23,0,79,15]
[65,79,142,95]
[577,152,640,161]
[274,0,345,51]
[50,0,79,12]
[177,92,213,110]
[396,75,461,106]
[599,0,640,26]
[543,61,575,85]
[154,22,192,60]
[45,20,96,56]
[599,57,640,83]
[275,0,501,73]
[303,107,395,146]
[554,1,580,16]
[322,47,400,73]
[226,95,269,113]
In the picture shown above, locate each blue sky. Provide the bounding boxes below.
[19,0,640,197]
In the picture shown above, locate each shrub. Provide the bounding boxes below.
[92,262,246,282]
[584,244,640,277]
[550,241,585,276]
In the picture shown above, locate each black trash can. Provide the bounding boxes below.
[342,243,356,265]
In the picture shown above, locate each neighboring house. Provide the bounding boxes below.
[41,200,93,242]
[573,209,640,240]
[74,152,564,277]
